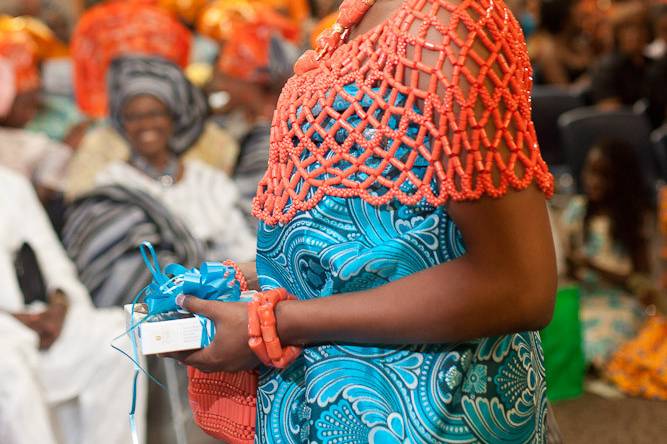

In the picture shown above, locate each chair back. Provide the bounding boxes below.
[531,86,583,167]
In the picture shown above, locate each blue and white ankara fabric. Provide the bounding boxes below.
[255,196,547,443]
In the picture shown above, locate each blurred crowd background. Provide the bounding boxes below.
[0,0,666,443]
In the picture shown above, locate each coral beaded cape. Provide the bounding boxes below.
[253,0,553,226]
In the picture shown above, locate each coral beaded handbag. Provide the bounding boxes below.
[188,367,259,443]
[187,261,258,444]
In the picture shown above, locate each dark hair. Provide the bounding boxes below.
[584,139,652,263]
[538,0,573,35]
[611,7,652,53]
[651,3,667,27]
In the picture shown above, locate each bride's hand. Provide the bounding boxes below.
[163,296,259,372]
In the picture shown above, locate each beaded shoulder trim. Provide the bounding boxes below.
[253,0,554,225]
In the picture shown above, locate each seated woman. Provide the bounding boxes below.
[560,139,655,368]
[0,165,143,444]
[64,0,240,200]
[64,55,255,307]
[97,55,254,260]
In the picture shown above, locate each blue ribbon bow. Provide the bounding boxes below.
[141,241,243,316]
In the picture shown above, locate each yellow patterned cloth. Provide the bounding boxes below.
[606,315,667,400]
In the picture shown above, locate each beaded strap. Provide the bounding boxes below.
[222,259,249,293]
[253,0,554,225]
[247,288,302,369]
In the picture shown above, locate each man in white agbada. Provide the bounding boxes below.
[0,58,143,444]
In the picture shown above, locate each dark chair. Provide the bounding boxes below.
[558,107,656,192]
[652,125,667,182]
[531,86,584,168]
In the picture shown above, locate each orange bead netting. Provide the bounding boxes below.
[253,0,554,225]
[71,1,191,117]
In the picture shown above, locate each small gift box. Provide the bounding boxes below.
[124,242,254,355]
[124,303,214,355]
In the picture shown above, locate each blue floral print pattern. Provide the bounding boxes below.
[255,196,547,443]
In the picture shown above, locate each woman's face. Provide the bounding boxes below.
[121,94,173,158]
[582,147,611,203]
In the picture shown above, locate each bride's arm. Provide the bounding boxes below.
[171,186,556,372]
[276,186,557,346]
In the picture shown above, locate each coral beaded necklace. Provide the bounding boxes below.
[254,0,554,225]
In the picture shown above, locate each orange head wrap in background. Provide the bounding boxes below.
[197,0,300,83]
[0,29,40,93]
[71,1,192,117]
[0,15,68,59]
[0,15,67,93]
[156,0,209,24]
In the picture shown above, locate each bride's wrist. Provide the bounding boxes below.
[275,299,305,347]
[238,261,260,291]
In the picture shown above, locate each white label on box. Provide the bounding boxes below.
[139,317,204,355]
[124,304,206,355]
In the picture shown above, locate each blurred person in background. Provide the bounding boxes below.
[199,0,301,228]
[0,34,73,233]
[205,6,301,228]
[65,0,239,200]
[0,55,67,193]
[0,12,85,147]
[95,55,255,262]
[0,165,144,444]
[559,139,655,369]
[528,0,591,86]
[590,3,652,109]
[64,55,254,308]
[20,2,88,147]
